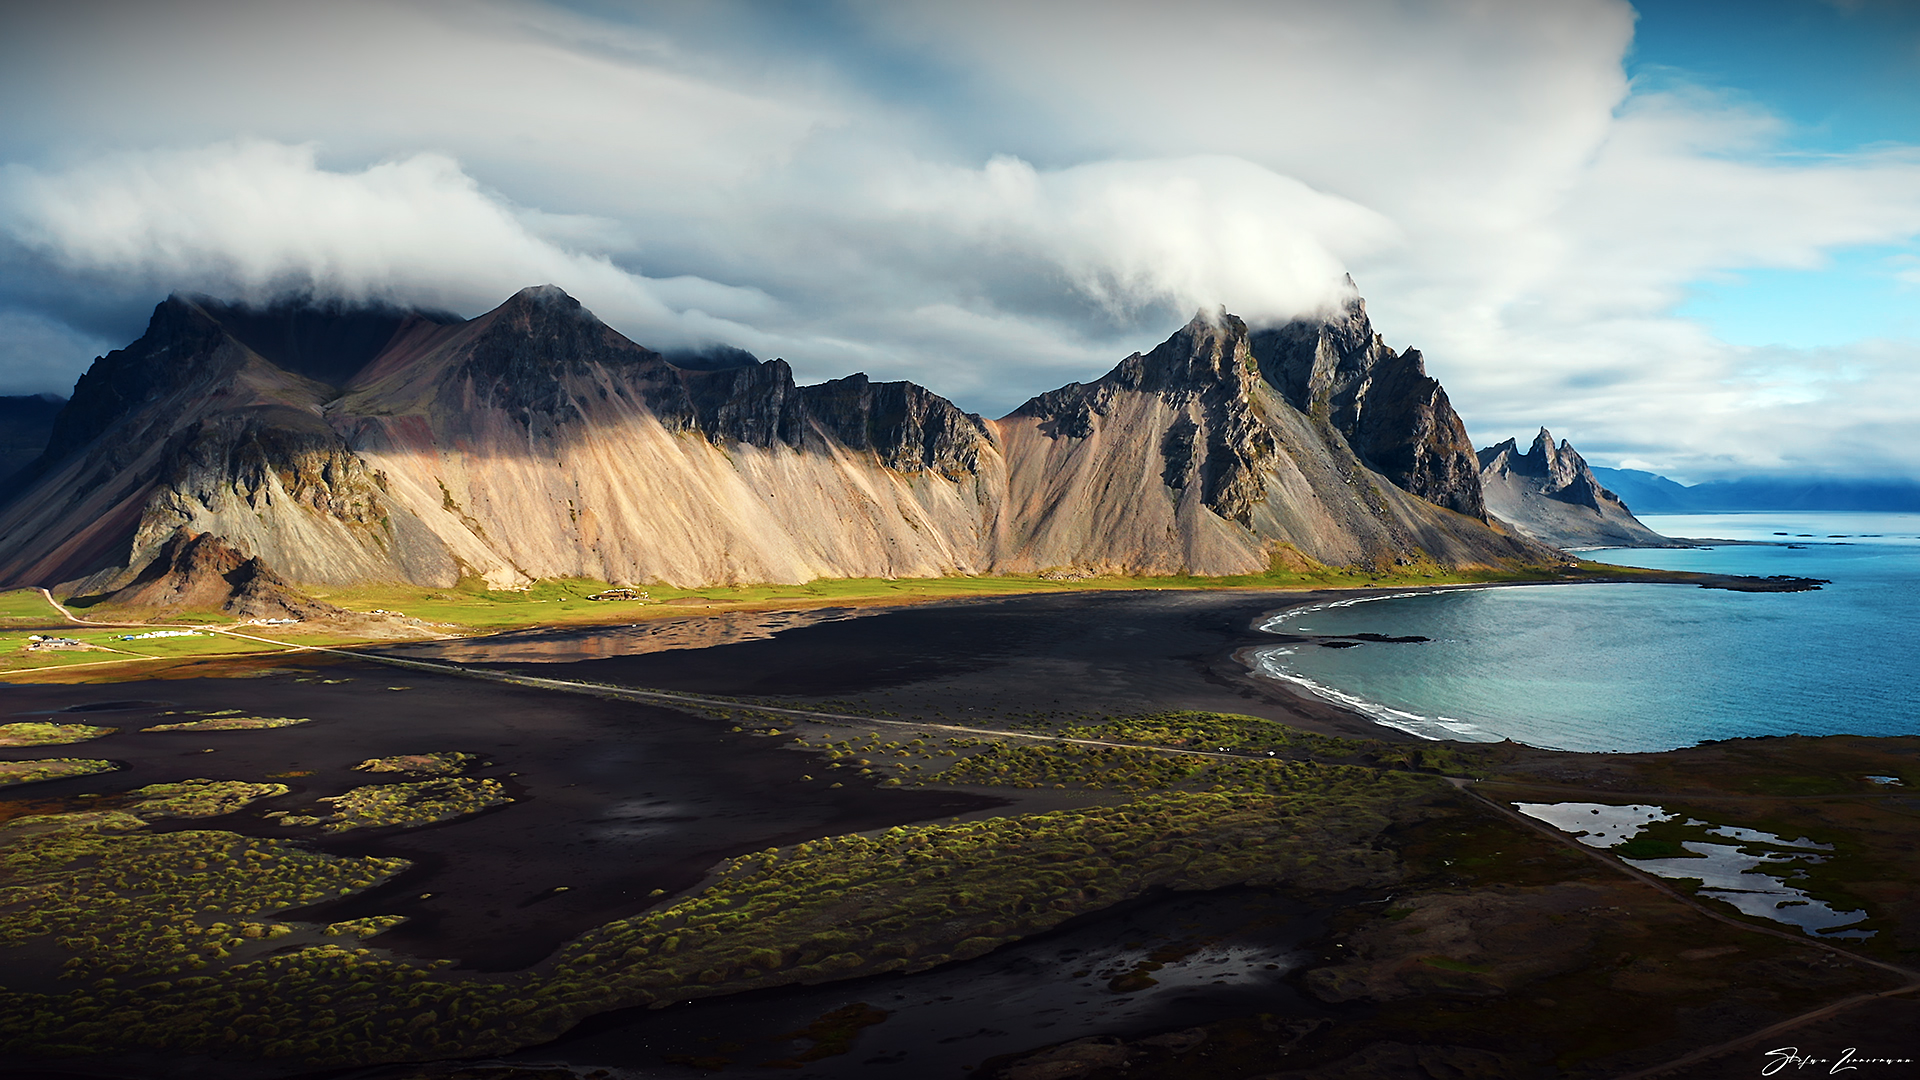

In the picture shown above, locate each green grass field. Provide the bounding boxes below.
[302,556,1576,637]
[0,589,65,628]
[7,553,1615,667]
[0,628,285,676]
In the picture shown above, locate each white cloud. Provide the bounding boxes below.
[0,141,777,345]
[860,154,1396,324]
[1,0,1919,476]
[1396,89,1920,477]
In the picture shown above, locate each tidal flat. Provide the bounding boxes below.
[1,589,1918,1079]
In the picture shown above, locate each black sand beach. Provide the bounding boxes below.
[378,589,1413,743]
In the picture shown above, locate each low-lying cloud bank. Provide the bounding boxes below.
[0,0,1917,480]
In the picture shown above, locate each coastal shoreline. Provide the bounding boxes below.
[358,565,1827,749]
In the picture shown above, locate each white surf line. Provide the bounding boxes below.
[205,627,1254,762]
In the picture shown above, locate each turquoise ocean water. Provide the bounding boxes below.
[1252,512,1920,752]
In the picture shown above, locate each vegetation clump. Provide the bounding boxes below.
[0,723,116,748]
[270,778,511,833]
[324,916,408,939]
[1062,711,1480,775]
[0,759,119,788]
[930,741,1199,792]
[352,752,478,776]
[0,824,408,988]
[125,780,290,820]
[1063,711,1364,758]
[142,716,311,733]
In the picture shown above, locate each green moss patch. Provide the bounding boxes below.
[0,824,408,987]
[0,759,118,789]
[141,716,311,733]
[271,778,512,833]
[324,916,409,939]
[125,780,290,821]
[0,723,116,748]
[352,752,479,776]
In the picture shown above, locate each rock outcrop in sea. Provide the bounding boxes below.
[0,285,1552,600]
[1477,429,1673,549]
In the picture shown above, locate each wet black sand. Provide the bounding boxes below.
[0,665,999,971]
[496,886,1341,1079]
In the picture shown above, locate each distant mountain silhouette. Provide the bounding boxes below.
[1591,468,1920,513]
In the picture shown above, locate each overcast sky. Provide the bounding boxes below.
[2,0,1918,482]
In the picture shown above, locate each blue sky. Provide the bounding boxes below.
[0,0,1917,482]
[1633,0,1920,153]
[1635,0,1920,353]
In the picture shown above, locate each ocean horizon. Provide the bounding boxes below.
[1252,511,1920,753]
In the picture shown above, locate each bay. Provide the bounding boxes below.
[1251,512,1920,752]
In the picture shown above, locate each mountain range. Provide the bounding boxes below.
[0,285,1553,604]
[1590,468,1920,515]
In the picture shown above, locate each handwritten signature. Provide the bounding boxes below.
[1762,1047,1917,1075]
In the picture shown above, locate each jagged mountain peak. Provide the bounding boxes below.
[1245,299,1484,520]
[441,285,675,411]
[1115,308,1256,395]
[511,282,573,302]
[477,284,616,344]
[1481,427,1588,494]
[495,283,585,318]
[1477,427,1671,549]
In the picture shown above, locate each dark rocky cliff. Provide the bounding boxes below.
[798,373,993,479]
[438,286,993,476]
[1013,313,1279,527]
[1249,294,1485,519]
[997,308,1544,576]
[40,298,239,471]
[1019,303,1489,529]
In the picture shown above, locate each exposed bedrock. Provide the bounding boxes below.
[1249,291,1486,520]
[75,526,348,620]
